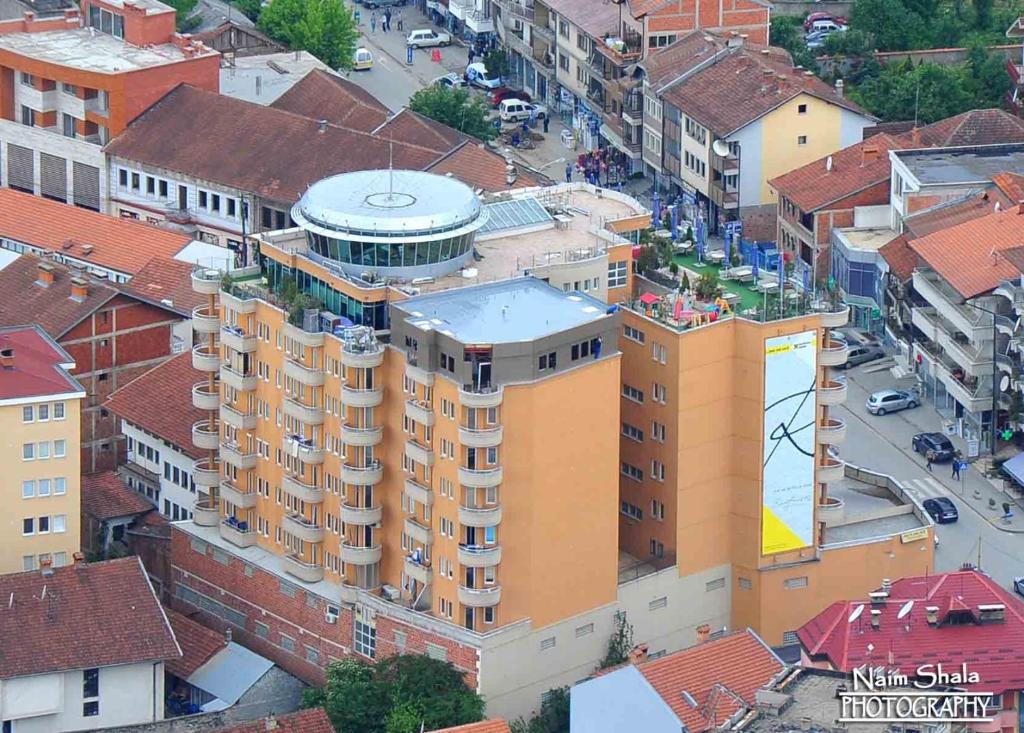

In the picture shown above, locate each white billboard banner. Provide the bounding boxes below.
[762,330,818,555]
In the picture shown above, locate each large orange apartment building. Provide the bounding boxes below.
[0,0,218,209]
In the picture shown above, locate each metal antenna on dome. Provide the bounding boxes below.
[388,133,394,200]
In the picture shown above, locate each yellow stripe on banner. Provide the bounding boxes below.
[761,506,807,555]
[765,343,793,356]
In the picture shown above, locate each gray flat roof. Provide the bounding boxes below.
[395,277,614,343]
[823,475,926,544]
[896,143,1024,185]
[0,28,208,72]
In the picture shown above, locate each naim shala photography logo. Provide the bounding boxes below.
[838,663,995,723]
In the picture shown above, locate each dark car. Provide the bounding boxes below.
[912,432,955,462]
[489,87,531,107]
[841,345,885,369]
[923,497,959,523]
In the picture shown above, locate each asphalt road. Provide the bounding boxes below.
[835,360,1024,590]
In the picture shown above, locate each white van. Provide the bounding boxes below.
[809,19,845,34]
[466,62,502,89]
[499,99,546,122]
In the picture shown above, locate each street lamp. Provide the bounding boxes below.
[961,300,1000,457]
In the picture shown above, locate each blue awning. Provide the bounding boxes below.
[1001,452,1024,486]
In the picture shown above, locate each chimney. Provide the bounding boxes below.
[870,609,881,629]
[40,556,54,577]
[910,127,921,146]
[775,74,787,92]
[69,277,88,302]
[925,606,939,625]
[226,627,233,644]
[318,119,328,132]
[0,346,13,370]
[696,624,711,643]
[862,145,879,166]
[1017,201,1024,215]
[804,70,815,87]
[834,79,844,98]
[763,68,774,77]
[881,578,892,594]
[36,262,55,287]
[265,715,279,731]
[628,643,649,665]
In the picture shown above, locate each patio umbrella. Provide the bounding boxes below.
[670,204,679,240]
[752,255,759,283]
[802,267,810,293]
[778,257,786,291]
[651,191,661,229]
[723,230,731,270]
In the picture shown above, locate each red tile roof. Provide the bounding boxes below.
[374,107,469,154]
[0,557,180,678]
[904,190,1010,238]
[0,189,191,277]
[769,133,907,212]
[428,142,543,191]
[429,722,511,733]
[164,609,227,679]
[81,470,155,521]
[992,172,1024,202]
[641,31,730,88]
[212,708,335,733]
[104,351,208,459]
[541,0,619,38]
[918,109,1024,148]
[124,257,206,317]
[878,235,918,282]
[798,569,1024,694]
[269,69,390,133]
[908,205,1024,298]
[0,325,83,401]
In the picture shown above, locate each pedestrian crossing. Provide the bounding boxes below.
[899,477,955,500]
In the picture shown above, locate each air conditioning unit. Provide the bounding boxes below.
[381,584,400,602]
[325,610,338,624]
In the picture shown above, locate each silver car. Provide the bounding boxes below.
[866,388,919,415]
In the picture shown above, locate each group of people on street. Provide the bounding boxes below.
[923,448,967,480]
[567,149,626,187]
[369,8,403,33]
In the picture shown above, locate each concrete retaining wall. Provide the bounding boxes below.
[772,1,854,18]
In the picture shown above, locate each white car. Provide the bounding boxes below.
[433,72,465,89]
[407,29,451,48]
[499,99,547,122]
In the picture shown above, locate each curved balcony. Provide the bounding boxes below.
[192,381,220,411]
[818,417,847,446]
[191,268,222,295]
[405,440,434,467]
[220,480,257,509]
[221,288,257,314]
[340,543,382,565]
[404,478,432,507]
[340,503,382,525]
[282,321,324,348]
[458,584,501,607]
[193,498,219,526]
[404,518,432,545]
[221,326,256,354]
[405,362,435,386]
[405,399,435,426]
[458,425,503,448]
[459,466,502,488]
[342,344,384,368]
[820,305,851,328]
[458,544,501,567]
[818,496,846,527]
[192,304,220,334]
[341,385,383,408]
[283,397,324,426]
[284,357,324,387]
[220,403,257,431]
[192,343,220,372]
[283,435,325,465]
[282,553,324,583]
[817,458,845,484]
[192,458,221,488]
[997,314,1016,336]
[458,386,503,408]
[404,557,432,584]
[342,424,383,447]
[220,520,257,548]
[221,441,258,470]
[459,504,502,527]
[341,461,383,485]
[283,513,324,543]
[818,380,848,405]
[819,339,850,367]
[221,365,257,392]
[191,420,220,451]
[282,474,324,503]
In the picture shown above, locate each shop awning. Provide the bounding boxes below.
[1002,452,1024,486]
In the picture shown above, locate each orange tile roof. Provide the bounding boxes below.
[270,69,390,133]
[429,721,511,733]
[81,471,155,521]
[213,709,335,733]
[428,142,543,191]
[879,235,918,282]
[918,108,1024,148]
[164,609,226,679]
[908,205,1024,298]
[904,190,1010,238]
[993,172,1024,202]
[124,257,206,317]
[0,325,83,401]
[0,189,191,276]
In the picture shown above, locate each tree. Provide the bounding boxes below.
[230,0,263,22]
[680,272,691,293]
[409,85,497,141]
[694,271,720,301]
[598,611,634,670]
[635,246,659,275]
[258,0,358,71]
[306,659,390,733]
[509,687,570,733]
[483,48,511,78]
[768,16,819,71]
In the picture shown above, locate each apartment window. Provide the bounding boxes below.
[53,514,66,533]
[22,443,34,461]
[55,477,66,495]
[254,621,269,638]
[576,32,589,52]
[685,117,707,145]
[54,440,65,458]
[19,72,33,86]
[798,103,807,114]
[623,324,645,343]
[576,65,585,84]
[651,499,665,520]
[620,463,643,482]
[37,404,48,421]
[648,34,677,48]
[22,406,33,423]
[211,193,221,212]
[620,501,643,520]
[651,421,666,442]
[280,634,296,653]
[37,479,50,497]
[797,135,808,146]
[643,129,662,156]
[484,525,497,545]
[650,539,665,557]
[158,180,168,198]
[82,668,99,716]
[62,82,76,95]
[558,19,569,38]
[684,151,706,178]
[558,53,569,72]
[652,383,667,404]
[23,555,35,571]
[62,113,75,138]
[22,518,33,535]
[608,260,628,289]
[354,619,377,659]
[22,480,34,499]
[199,190,208,208]
[118,169,128,188]
[20,105,35,127]
[485,607,495,624]
[38,516,49,534]
[650,459,666,482]
[652,343,667,363]
[621,422,644,442]
[621,384,644,403]
[538,352,557,371]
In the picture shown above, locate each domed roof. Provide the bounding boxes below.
[292,169,482,236]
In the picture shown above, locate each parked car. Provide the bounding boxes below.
[866,388,919,415]
[466,62,502,89]
[433,72,465,89]
[841,345,885,368]
[1013,577,1024,597]
[804,11,845,29]
[912,432,956,462]
[805,30,832,49]
[809,18,846,33]
[499,99,547,122]
[364,0,405,7]
[352,47,373,71]
[406,28,451,48]
[489,87,531,107]
[923,497,959,524]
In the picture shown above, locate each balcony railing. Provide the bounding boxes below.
[593,34,642,65]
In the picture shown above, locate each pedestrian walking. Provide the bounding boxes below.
[370,11,376,32]
[528,106,537,128]
[384,8,391,31]
[925,449,935,472]
[542,115,550,133]
[397,11,404,31]
[952,459,961,480]
[565,162,572,183]
[468,46,475,64]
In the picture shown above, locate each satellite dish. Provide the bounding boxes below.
[897,600,914,620]
[1001,375,1011,392]
[848,604,865,623]
[826,155,834,172]
[712,139,731,157]
[866,643,875,653]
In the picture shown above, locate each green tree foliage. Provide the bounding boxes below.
[483,48,511,78]
[304,655,484,733]
[230,0,263,22]
[598,611,635,669]
[509,687,570,733]
[409,85,498,141]
[769,16,819,70]
[258,0,358,70]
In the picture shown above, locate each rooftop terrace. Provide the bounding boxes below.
[822,463,930,547]
[0,28,212,72]
[895,143,1024,185]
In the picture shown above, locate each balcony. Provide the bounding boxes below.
[404,478,432,507]
[340,503,382,525]
[818,418,847,446]
[220,519,257,548]
[283,435,325,464]
[192,304,220,334]
[193,498,220,526]
[282,321,325,348]
[593,34,643,66]
[191,267,222,295]
[341,342,384,368]
[458,425,503,448]
[220,403,257,430]
[817,458,845,484]
[935,363,993,414]
[459,386,503,408]
[283,397,324,426]
[532,48,555,71]
[221,441,258,470]
[458,504,502,527]
[404,556,432,584]
[192,343,220,372]
[996,314,1016,336]
[220,288,257,314]
[341,385,383,408]
[818,496,845,527]
[995,278,1024,311]
[341,461,383,485]
[819,339,850,367]
[282,473,324,503]
[939,331,993,378]
[818,380,848,405]
[820,305,851,329]
[342,424,383,447]
[405,361,435,386]
[221,326,256,353]
[340,542,382,565]
[192,381,220,411]
[458,544,502,567]
[220,480,257,509]
[404,518,432,545]
[458,585,501,607]
[458,466,503,488]
[913,270,990,339]
[533,22,554,42]
[282,553,324,583]
[192,458,221,488]
[220,365,257,391]
[284,357,324,387]
[405,399,434,426]
[405,439,434,467]
[283,513,324,543]
[191,420,220,451]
